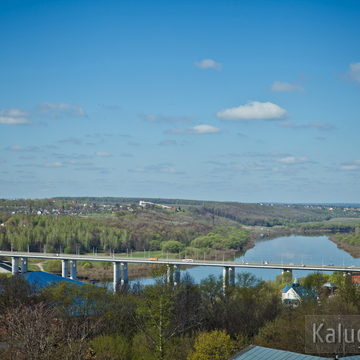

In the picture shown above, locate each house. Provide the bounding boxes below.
[139,200,172,210]
[230,345,360,359]
[281,279,318,306]
[322,281,337,296]
[351,275,360,285]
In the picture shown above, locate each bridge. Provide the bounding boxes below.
[1,251,359,293]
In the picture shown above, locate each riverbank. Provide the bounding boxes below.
[329,235,360,258]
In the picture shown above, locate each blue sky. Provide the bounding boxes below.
[1,0,359,203]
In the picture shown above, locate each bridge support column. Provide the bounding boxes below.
[120,262,128,288]
[223,266,236,294]
[229,266,235,286]
[167,264,173,284]
[70,260,77,280]
[113,262,120,293]
[173,264,180,286]
[21,258,28,274]
[11,257,19,275]
[223,266,229,294]
[167,264,181,286]
[62,260,69,278]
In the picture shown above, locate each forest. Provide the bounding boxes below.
[0,270,358,359]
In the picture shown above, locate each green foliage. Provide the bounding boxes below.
[89,334,131,360]
[191,226,250,251]
[187,330,236,360]
[0,215,127,253]
[161,240,185,253]
[333,228,360,245]
[3,269,360,360]
[135,283,177,359]
[300,272,329,293]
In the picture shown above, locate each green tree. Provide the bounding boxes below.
[134,283,191,360]
[161,240,184,253]
[187,330,236,360]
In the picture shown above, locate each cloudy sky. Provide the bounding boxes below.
[1,0,359,203]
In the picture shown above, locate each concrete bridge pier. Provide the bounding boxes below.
[70,260,77,280]
[166,264,181,286]
[229,266,235,286]
[223,266,235,294]
[21,258,28,274]
[173,264,181,286]
[11,257,19,275]
[113,262,120,293]
[167,264,173,284]
[61,260,69,278]
[120,262,128,288]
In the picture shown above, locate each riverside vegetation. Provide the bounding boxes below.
[1,198,360,279]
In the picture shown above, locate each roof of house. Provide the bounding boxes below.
[23,271,83,290]
[323,282,337,288]
[282,281,318,299]
[230,345,327,360]
[230,345,360,360]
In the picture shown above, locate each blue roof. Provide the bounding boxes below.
[23,271,83,290]
[282,282,318,298]
[231,346,327,359]
[230,346,360,359]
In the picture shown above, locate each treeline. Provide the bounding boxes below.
[2,197,359,226]
[289,222,360,233]
[0,215,128,253]
[1,270,360,359]
[0,213,246,254]
[197,203,348,226]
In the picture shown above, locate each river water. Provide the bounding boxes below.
[132,235,360,286]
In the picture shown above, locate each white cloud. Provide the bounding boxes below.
[274,156,310,164]
[270,81,304,92]
[194,59,222,70]
[349,62,360,82]
[38,103,86,118]
[44,162,64,168]
[340,164,359,171]
[216,101,287,121]
[0,108,30,125]
[9,145,24,151]
[168,124,221,134]
[95,152,111,157]
[340,160,360,171]
[189,125,221,134]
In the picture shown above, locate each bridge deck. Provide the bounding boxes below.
[0,251,359,273]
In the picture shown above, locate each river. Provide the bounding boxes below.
[130,235,360,287]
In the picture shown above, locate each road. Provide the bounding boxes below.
[0,251,359,273]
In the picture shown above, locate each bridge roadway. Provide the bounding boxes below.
[1,251,359,292]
